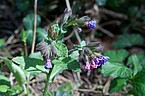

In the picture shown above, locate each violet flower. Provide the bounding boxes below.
[85,20,96,30]
[44,58,52,69]
[91,56,109,67]
[101,56,110,63]
[95,56,109,66]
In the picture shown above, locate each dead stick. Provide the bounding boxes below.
[31,0,38,53]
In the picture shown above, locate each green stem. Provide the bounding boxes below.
[26,73,30,95]
[22,84,27,95]
[43,72,51,96]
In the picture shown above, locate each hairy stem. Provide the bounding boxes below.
[43,72,51,96]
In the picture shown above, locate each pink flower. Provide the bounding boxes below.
[84,61,91,70]
[90,58,98,69]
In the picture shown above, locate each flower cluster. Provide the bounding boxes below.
[84,56,109,70]
[44,58,52,69]
[85,20,96,30]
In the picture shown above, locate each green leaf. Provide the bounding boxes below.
[0,38,4,48]
[53,24,60,33]
[104,49,129,62]
[0,57,26,86]
[12,56,25,69]
[127,54,145,66]
[0,85,9,93]
[101,62,132,78]
[75,40,86,50]
[0,75,11,95]
[15,0,30,12]
[80,41,86,47]
[127,54,143,76]
[23,57,45,70]
[52,57,81,72]
[25,30,33,45]
[60,28,67,34]
[113,34,144,48]
[29,52,43,60]
[36,27,48,43]
[12,53,47,76]
[0,74,10,86]
[6,85,23,96]
[109,78,127,92]
[49,65,64,82]
[96,0,107,6]
[23,13,41,30]
[54,41,68,57]
[69,50,79,60]
[131,69,145,96]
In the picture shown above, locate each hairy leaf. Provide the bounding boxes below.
[12,52,47,75]
[127,54,143,76]
[49,65,64,82]
[52,57,81,72]
[0,57,26,86]
[113,34,144,48]
[0,38,4,48]
[54,41,68,57]
[104,49,129,62]
[23,13,41,30]
[36,28,48,43]
[131,69,145,96]
[69,50,79,60]
[109,78,127,92]
[101,62,132,78]
[0,74,10,86]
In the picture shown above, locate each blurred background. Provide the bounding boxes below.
[0,0,145,96]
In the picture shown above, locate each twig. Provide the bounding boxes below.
[64,31,74,40]
[77,89,101,94]
[103,77,112,95]
[98,26,114,37]
[31,0,38,53]
[100,8,128,20]
[65,0,82,83]
[74,29,81,44]
[100,20,121,27]
[65,0,71,11]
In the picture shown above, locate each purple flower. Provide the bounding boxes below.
[44,58,52,69]
[85,20,96,30]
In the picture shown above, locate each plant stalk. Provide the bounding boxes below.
[31,0,38,53]
[43,72,51,96]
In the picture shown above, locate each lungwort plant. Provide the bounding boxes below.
[0,9,109,96]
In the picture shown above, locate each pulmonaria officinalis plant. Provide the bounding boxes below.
[0,8,109,96]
